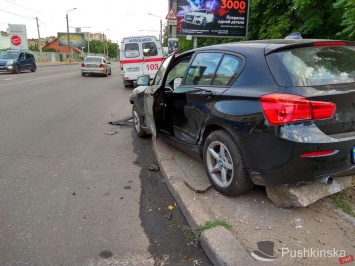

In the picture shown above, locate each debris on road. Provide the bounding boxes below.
[106,116,133,126]
[149,163,160,172]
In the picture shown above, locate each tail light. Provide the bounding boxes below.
[81,63,85,67]
[99,64,104,69]
[120,62,123,70]
[260,94,336,125]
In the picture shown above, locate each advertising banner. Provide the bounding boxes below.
[8,24,28,49]
[57,32,85,47]
[176,0,249,38]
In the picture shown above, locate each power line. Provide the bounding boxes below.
[5,0,39,15]
[0,8,33,20]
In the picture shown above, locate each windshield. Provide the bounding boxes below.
[0,51,19,59]
[267,46,355,86]
[195,10,207,14]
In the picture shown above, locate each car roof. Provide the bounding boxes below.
[189,39,355,55]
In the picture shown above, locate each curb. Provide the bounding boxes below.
[153,138,256,266]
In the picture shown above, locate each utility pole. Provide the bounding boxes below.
[35,17,43,61]
[66,8,77,63]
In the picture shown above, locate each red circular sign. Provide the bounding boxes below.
[11,35,22,46]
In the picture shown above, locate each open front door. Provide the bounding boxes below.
[143,54,176,139]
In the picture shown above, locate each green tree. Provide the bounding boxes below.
[334,0,355,40]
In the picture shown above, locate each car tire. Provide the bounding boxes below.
[81,73,86,77]
[132,105,147,138]
[123,80,133,87]
[203,130,253,196]
[31,64,36,72]
[105,70,108,77]
[13,64,20,74]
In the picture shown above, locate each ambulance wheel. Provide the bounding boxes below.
[123,80,133,87]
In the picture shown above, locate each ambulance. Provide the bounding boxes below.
[120,36,164,87]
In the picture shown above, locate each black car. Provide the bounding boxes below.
[129,39,355,196]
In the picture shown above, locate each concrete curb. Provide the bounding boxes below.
[153,138,255,266]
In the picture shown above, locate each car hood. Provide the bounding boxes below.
[0,59,11,63]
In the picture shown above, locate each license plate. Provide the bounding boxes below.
[352,146,355,164]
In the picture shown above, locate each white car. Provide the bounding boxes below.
[184,9,214,26]
[81,56,112,77]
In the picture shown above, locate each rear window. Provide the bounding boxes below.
[85,57,102,63]
[267,46,355,86]
[142,42,158,57]
[125,43,139,58]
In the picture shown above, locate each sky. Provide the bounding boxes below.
[0,0,169,43]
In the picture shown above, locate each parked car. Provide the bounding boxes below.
[0,49,36,74]
[184,9,214,26]
[129,39,355,196]
[81,56,111,77]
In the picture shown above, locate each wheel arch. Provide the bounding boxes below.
[199,121,251,171]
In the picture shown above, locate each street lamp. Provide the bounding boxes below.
[148,13,162,44]
[66,8,77,63]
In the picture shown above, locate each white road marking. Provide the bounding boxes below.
[0,72,77,87]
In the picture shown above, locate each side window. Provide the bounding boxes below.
[19,52,25,60]
[25,53,33,59]
[213,54,243,86]
[166,57,192,89]
[125,43,139,58]
[184,52,222,86]
[142,42,158,57]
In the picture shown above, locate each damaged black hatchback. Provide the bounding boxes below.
[129,39,355,196]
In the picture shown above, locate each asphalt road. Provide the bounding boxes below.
[0,65,211,265]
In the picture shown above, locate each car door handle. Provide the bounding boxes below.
[200,91,215,99]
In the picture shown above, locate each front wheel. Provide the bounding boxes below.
[203,130,253,196]
[13,65,20,74]
[132,105,147,138]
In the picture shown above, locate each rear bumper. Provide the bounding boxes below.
[231,122,355,187]
[81,68,106,75]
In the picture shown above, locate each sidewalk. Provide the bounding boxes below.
[153,138,355,266]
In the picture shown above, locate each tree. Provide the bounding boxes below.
[334,0,355,40]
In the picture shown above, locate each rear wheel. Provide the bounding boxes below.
[203,130,253,196]
[81,73,86,77]
[123,80,133,87]
[132,105,147,137]
[13,65,20,74]
[30,64,36,72]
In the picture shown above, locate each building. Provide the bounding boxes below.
[42,37,82,54]
[0,31,10,50]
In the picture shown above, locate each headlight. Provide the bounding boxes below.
[6,60,14,65]
[195,15,201,18]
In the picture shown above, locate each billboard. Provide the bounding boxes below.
[57,32,85,47]
[176,0,249,38]
[8,24,28,49]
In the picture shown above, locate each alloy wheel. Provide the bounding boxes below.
[206,140,234,188]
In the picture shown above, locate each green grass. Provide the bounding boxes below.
[332,191,355,217]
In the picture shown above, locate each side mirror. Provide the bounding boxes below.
[136,75,150,86]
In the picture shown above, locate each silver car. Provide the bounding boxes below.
[81,56,112,77]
